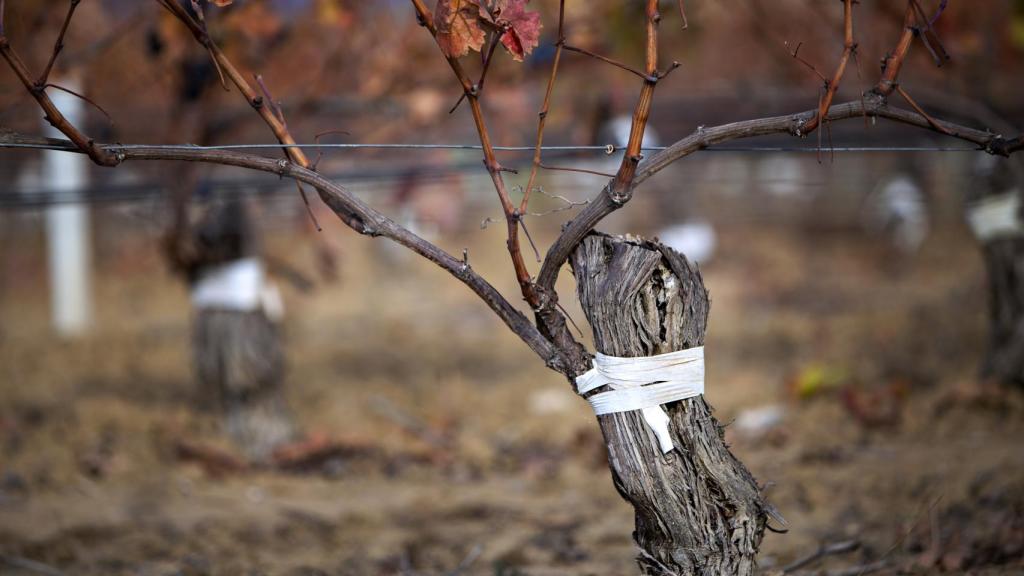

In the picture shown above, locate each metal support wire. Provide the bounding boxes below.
[0,142,980,153]
[0,138,982,209]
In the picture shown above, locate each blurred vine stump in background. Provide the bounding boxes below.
[969,156,1024,390]
[182,199,295,461]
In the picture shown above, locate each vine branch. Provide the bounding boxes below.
[877,2,917,96]
[522,0,565,214]
[38,0,80,87]
[0,4,118,167]
[410,0,538,313]
[155,0,310,169]
[562,44,653,82]
[156,0,323,228]
[536,95,1024,296]
[799,0,856,135]
[607,0,662,203]
[0,130,567,374]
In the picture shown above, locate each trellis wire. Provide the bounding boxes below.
[0,170,842,209]
[0,140,980,209]
[0,142,980,153]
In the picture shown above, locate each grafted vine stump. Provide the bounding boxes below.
[571,233,768,576]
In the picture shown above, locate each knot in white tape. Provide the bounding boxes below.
[575,346,705,454]
[968,191,1023,243]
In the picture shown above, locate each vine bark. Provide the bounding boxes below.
[572,234,767,575]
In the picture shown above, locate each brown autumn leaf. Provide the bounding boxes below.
[493,0,541,62]
[434,0,486,59]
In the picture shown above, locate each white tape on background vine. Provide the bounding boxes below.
[968,190,1023,242]
[576,347,705,454]
[191,257,284,320]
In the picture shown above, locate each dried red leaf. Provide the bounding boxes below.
[434,0,486,59]
[210,0,233,6]
[494,0,541,62]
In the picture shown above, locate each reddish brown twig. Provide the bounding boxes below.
[872,0,952,143]
[311,129,350,171]
[38,0,81,86]
[909,0,949,66]
[0,32,118,166]
[163,0,227,90]
[895,84,952,135]
[252,71,319,228]
[534,0,665,332]
[535,0,664,304]
[293,180,321,231]
[608,0,661,201]
[410,0,607,375]
[255,74,287,127]
[450,29,502,114]
[156,0,310,169]
[825,108,835,163]
[41,83,114,126]
[816,89,826,160]
[563,43,653,81]
[677,0,689,30]
[786,41,829,84]
[876,2,917,96]
[657,60,682,81]
[409,0,538,309]
[519,218,541,262]
[852,49,870,127]
[521,0,566,214]
[539,162,616,179]
[0,0,117,166]
[801,0,856,135]
[156,0,329,230]
[184,0,220,75]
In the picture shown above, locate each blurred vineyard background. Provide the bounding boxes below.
[2,1,1024,574]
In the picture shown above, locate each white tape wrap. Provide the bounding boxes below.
[191,257,283,320]
[576,347,705,454]
[968,191,1023,242]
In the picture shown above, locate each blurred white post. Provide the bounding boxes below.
[42,77,92,336]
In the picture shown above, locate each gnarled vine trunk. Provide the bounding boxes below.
[571,233,768,575]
